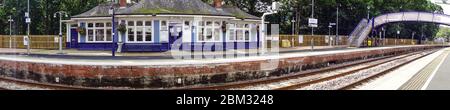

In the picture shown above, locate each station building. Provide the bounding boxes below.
[64,0,261,52]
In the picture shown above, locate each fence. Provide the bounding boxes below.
[0,35,66,49]
[272,35,349,48]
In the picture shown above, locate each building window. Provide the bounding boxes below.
[127,20,153,42]
[85,22,113,42]
[232,23,250,42]
[128,21,134,42]
[198,21,222,42]
[88,29,94,41]
[214,21,221,42]
[145,21,152,42]
[228,23,236,41]
[198,21,205,41]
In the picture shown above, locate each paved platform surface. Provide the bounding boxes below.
[0,45,437,66]
[425,48,450,90]
[357,47,448,90]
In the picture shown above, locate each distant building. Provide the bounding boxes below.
[64,0,261,52]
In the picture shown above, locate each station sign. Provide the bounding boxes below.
[23,36,29,46]
[54,36,59,43]
[308,18,318,28]
[25,18,31,23]
[298,35,304,44]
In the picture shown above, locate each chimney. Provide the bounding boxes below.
[213,0,223,8]
[119,0,127,8]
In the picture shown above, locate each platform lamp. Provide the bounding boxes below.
[260,2,280,54]
[8,15,14,48]
[328,25,332,46]
[54,11,68,54]
[396,30,400,46]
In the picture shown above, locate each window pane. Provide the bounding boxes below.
[214,28,220,41]
[185,21,190,26]
[199,21,204,26]
[229,30,235,41]
[236,30,243,40]
[96,29,105,41]
[145,28,152,41]
[145,21,152,26]
[96,23,104,27]
[206,28,213,41]
[161,21,167,26]
[106,22,112,27]
[106,29,112,41]
[88,23,94,28]
[237,24,244,28]
[214,21,221,27]
[136,21,143,26]
[198,28,204,41]
[128,21,134,26]
[206,21,212,26]
[88,29,94,41]
[245,30,250,41]
[128,28,134,41]
[136,28,143,41]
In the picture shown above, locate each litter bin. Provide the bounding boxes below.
[281,40,291,48]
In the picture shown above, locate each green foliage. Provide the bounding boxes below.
[274,0,444,40]
[0,0,107,35]
[436,27,450,38]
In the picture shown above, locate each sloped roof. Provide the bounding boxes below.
[222,5,260,20]
[119,0,232,16]
[72,4,129,18]
[73,0,260,20]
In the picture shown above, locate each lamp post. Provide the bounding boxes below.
[109,6,117,57]
[310,0,315,51]
[396,30,400,46]
[411,32,415,45]
[367,6,371,20]
[54,11,68,54]
[8,16,14,48]
[260,2,279,54]
[382,27,386,46]
[328,25,332,46]
[291,19,296,35]
[26,0,30,55]
[336,4,340,46]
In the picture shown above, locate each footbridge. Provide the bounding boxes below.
[348,12,450,47]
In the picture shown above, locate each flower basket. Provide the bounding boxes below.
[118,23,127,33]
[77,26,86,35]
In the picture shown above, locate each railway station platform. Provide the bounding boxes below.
[0,45,446,89]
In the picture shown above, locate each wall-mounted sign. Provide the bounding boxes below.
[299,35,304,44]
[54,36,59,43]
[23,36,29,46]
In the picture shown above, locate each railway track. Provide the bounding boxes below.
[278,50,436,90]
[188,49,438,90]
[0,76,93,90]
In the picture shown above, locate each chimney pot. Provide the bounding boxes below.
[119,0,127,8]
[214,0,223,8]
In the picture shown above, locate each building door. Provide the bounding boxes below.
[168,23,183,50]
[70,29,78,48]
